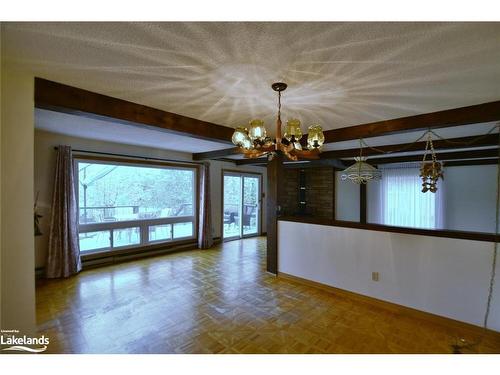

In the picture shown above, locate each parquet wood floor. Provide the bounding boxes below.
[36,237,500,354]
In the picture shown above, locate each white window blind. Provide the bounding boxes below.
[369,164,444,230]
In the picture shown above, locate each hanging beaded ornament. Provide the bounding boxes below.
[420,132,443,193]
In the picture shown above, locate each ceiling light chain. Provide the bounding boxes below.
[428,123,500,146]
[357,123,499,157]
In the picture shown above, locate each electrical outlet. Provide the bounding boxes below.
[372,272,379,282]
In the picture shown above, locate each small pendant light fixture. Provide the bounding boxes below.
[420,132,443,193]
[341,139,382,184]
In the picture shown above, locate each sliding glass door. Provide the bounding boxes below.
[223,171,261,240]
[223,173,242,240]
[242,176,260,236]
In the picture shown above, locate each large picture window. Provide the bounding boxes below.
[76,158,197,254]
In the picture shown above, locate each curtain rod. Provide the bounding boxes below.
[53,147,205,166]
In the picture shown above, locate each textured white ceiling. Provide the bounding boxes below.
[3,22,500,135]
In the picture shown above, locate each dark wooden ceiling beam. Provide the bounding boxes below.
[443,159,498,167]
[193,147,240,160]
[192,100,500,159]
[234,158,268,166]
[34,78,235,144]
[358,148,499,165]
[284,159,347,169]
[320,134,499,159]
[229,157,347,169]
[321,100,500,143]
[201,131,499,162]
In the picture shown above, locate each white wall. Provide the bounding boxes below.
[0,62,36,333]
[278,220,500,332]
[443,165,497,233]
[335,171,360,221]
[34,129,267,268]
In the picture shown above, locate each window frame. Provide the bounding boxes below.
[74,156,199,255]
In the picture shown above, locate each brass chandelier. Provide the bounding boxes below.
[231,82,325,161]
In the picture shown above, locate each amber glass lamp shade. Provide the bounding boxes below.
[232,127,252,149]
[307,124,325,149]
[284,119,303,142]
[240,136,253,150]
[248,119,267,142]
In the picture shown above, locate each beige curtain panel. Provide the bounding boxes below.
[46,145,82,278]
[198,162,214,249]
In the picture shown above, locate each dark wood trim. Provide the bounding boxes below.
[223,157,345,168]
[212,157,268,166]
[193,147,240,160]
[332,169,336,221]
[284,159,346,169]
[279,216,499,243]
[217,158,239,164]
[320,100,500,143]
[362,148,499,165]
[260,173,265,239]
[444,159,499,167]
[220,170,224,242]
[35,77,234,144]
[235,158,268,166]
[360,183,367,224]
[267,154,285,274]
[297,169,305,215]
[320,134,499,159]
